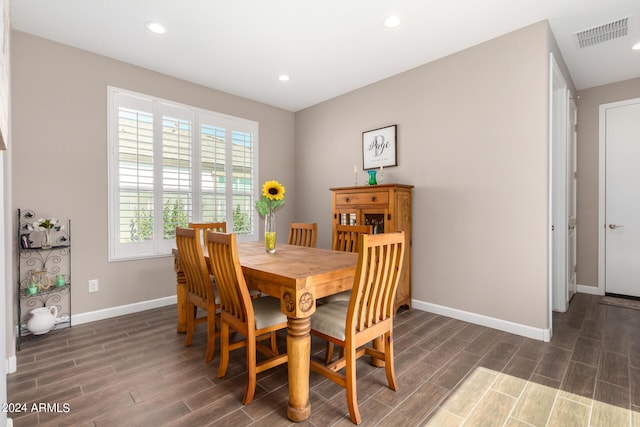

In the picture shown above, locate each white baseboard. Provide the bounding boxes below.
[71,295,177,326]
[6,354,16,374]
[412,299,551,342]
[577,284,604,295]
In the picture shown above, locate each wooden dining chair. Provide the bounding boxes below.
[175,227,220,362]
[332,224,373,253]
[188,221,226,244]
[189,221,263,299]
[322,223,374,362]
[310,232,405,425]
[288,222,318,248]
[206,231,289,405]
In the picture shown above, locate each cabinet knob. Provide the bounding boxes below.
[345,198,350,203]
[371,197,377,202]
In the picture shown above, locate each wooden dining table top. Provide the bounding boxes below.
[234,241,358,299]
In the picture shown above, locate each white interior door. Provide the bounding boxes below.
[605,99,640,296]
[550,54,569,313]
[567,97,577,299]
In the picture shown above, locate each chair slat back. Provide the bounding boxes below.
[332,224,373,253]
[288,222,318,248]
[206,231,253,325]
[348,232,405,334]
[175,227,215,302]
[189,222,226,245]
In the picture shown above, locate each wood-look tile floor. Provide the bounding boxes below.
[7,293,640,426]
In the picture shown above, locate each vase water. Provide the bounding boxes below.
[265,211,276,253]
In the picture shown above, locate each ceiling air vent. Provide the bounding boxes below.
[574,17,630,48]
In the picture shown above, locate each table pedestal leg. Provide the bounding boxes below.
[286,317,311,422]
[371,336,385,367]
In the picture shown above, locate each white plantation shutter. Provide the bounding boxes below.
[108,87,259,261]
[200,120,227,223]
[231,130,256,235]
[118,108,154,242]
[159,105,194,253]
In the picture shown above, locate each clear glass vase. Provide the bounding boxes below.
[41,229,53,249]
[265,211,276,254]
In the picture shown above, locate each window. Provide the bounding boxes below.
[108,87,259,261]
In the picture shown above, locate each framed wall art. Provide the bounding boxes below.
[362,124,397,169]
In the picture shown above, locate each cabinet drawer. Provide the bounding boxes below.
[335,191,388,207]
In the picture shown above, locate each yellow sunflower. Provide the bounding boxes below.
[256,180,286,216]
[262,180,285,201]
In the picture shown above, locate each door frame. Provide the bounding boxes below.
[598,97,640,295]
[549,53,569,317]
[567,96,577,299]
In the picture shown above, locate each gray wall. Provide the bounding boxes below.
[295,21,554,329]
[10,31,295,320]
[576,77,640,288]
[8,18,579,351]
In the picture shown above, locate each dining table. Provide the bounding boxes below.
[172,240,358,422]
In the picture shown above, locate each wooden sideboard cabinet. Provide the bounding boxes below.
[330,183,413,312]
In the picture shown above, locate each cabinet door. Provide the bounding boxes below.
[362,209,388,234]
[335,209,360,226]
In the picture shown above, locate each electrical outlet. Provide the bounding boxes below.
[88,279,99,293]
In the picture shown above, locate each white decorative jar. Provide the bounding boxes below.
[27,306,58,335]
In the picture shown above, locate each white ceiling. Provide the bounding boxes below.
[10,0,640,112]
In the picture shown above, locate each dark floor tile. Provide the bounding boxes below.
[374,361,437,407]
[452,323,486,343]
[630,366,640,407]
[550,324,580,350]
[430,351,481,390]
[9,295,640,426]
[515,338,549,362]
[561,361,597,400]
[572,336,602,367]
[464,330,504,357]
[412,316,453,338]
[594,380,629,409]
[416,326,459,351]
[378,381,448,426]
[580,318,603,341]
[535,345,572,381]
[629,340,640,368]
[477,341,518,372]
[421,338,467,368]
[601,323,629,354]
[502,356,537,381]
[599,350,629,388]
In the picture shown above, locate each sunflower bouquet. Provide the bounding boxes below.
[255,180,286,216]
[256,180,285,253]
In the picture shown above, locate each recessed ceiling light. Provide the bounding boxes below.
[278,74,291,82]
[382,15,401,28]
[145,21,166,35]
[633,41,640,50]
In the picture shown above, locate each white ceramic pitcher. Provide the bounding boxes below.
[27,306,58,335]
